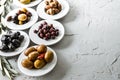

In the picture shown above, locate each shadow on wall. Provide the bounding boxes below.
[51,34,74,50]
[60,7,78,23]
[41,53,70,80]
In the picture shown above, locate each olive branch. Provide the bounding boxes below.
[0,0,13,34]
[0,0,19,80]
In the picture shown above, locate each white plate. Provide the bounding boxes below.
[0,31,30,57]
[5,8,38,30]
[13,0,42,8]
[36,0,70,20]
[18,46,57,76]
[29,20,65,45]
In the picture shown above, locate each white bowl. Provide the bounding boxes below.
[36,0,70,20]
[0,30,30,57]
[18,46,57,76]
[29,20,65,45]
[13,0,42,8]
[5,8,38,30]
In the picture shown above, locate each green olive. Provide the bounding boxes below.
[24,47,37,56]
[34,59,46,69]
[28,51,39,61]
[45,50,54,63]
[36,44,47,53]
[21,58,34,69]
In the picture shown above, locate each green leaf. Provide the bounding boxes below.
[3,67,12,80]
[2,58,12,69]
[0,59,5,76]
[9,69,19,75]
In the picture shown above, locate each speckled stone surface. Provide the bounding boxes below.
[1,0,120,80]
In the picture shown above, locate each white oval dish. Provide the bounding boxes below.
[13,0,42,8]
[5,8,38,30]
[18,46,57,76]
[36,0,70,20]
[0,31,30,57]
[29,20,65,45]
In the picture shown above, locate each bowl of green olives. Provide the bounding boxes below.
[17,44,57,76]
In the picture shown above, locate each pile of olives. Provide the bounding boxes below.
[7,8,32,25]
[34,21,59,40]
[0,31,24,52]
[21,44,54,69]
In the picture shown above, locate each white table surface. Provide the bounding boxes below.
[1,0,120,80]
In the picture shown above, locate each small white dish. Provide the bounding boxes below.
[0,31,30,57]
[36,0,70,20]
[5,8,38,30]
[18,46,57,76]
[29,20,65,45]
[13,0,42,8]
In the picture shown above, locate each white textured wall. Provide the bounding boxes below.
[0,0,120,80]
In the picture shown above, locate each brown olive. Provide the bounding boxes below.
[24,47,37,56]
[21,58,34,69]
[28,51,39,61]
[34,59,46,69]
[45,50,54,62]
[36,44,47,53]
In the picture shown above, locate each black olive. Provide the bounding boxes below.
[0,44,9,52]
[16,32,20,36]
[11,32,20,39]
[1,35,11,45]
[18,35,24,42]
[9,43,16,51]
[12,39,20,48]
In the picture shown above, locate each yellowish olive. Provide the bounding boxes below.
[36,44,47,53]
[24,47,37,56]
[21,58,34,69]
[18,14,27,21]
[45,50,54,62]
[34,59,46,69]
[28,51,39,61]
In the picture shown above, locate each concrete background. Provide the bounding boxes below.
[1,0,120,80]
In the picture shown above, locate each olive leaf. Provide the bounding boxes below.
[0,0,13,34]
[0,57,19,80]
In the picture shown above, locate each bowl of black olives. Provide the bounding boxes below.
[0,30,30,57]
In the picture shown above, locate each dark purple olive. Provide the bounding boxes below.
[43,21,47,25]
[7,16,12,21]
[44,37,48,40]
[51,31,55,36]
[43,29,47,34]
[26,12,32,17]
[39,29,43,33]
[49,24,53,28]
[45,33,50,37]
[39,33,44,39]
[51,36,55,39]
[55,31,59,36]
[34,30,38,33]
